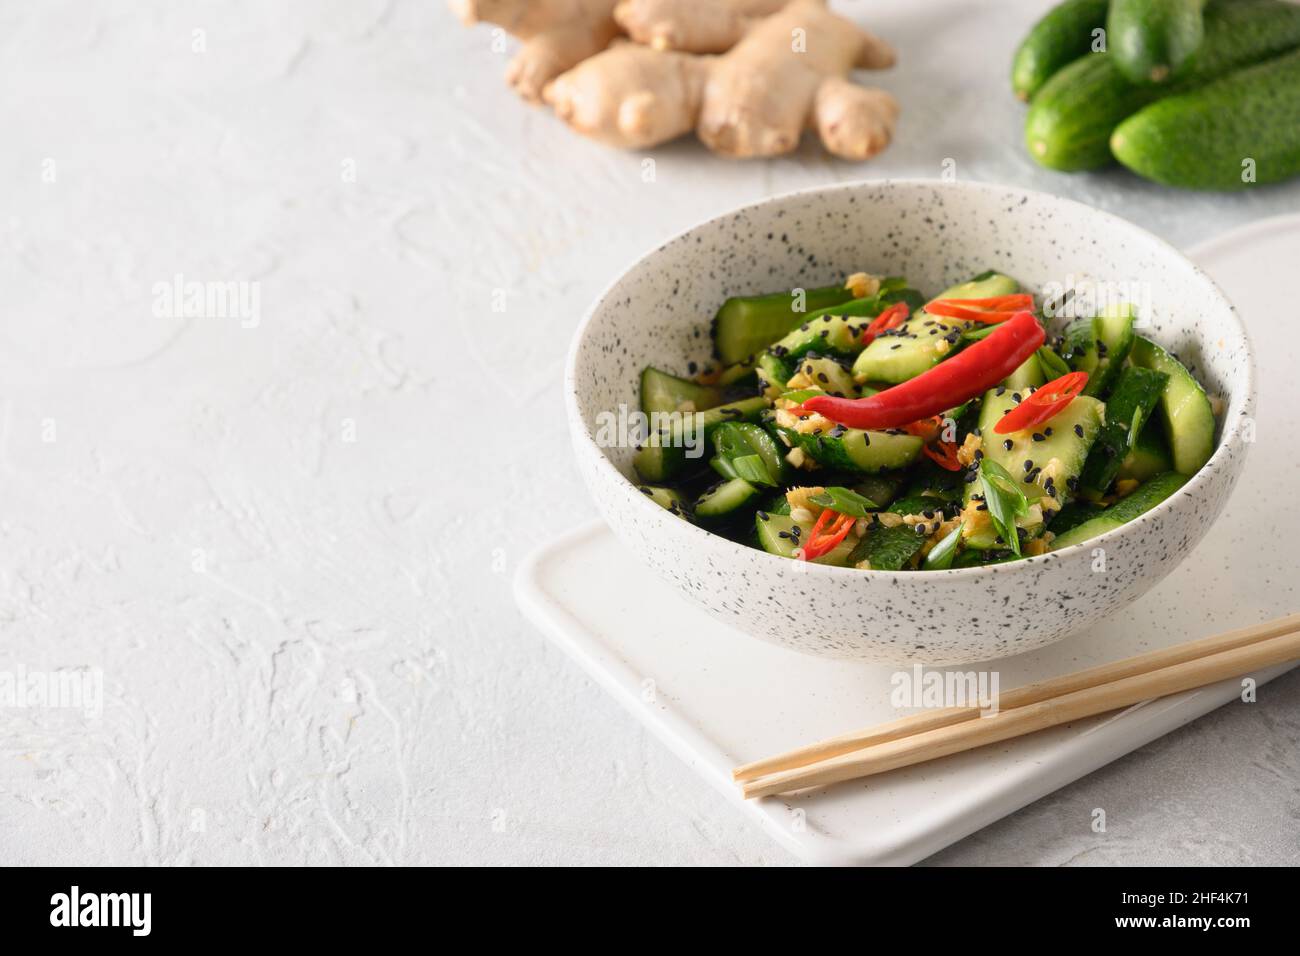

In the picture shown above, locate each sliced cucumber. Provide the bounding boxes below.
[717,359,758,387]
[970,388,1105,511]
[853,315,966,384]
[1062,304,1137,397]
[638,485,691,519]
[770,314,871,363]
[1129,336,1216,474]
[1003,351,1046,391]
[755,512,856,565]
[849,473,903,509]
[1118,421,1174,482]
[1050,472,1189,549]
[713,284,854,366]
[788,355,856,397]
[695,477,762,519]
[772,425,924,474]
[633,396,770,482]
[853,272,1021,385]
[847,523,926,571]
[931,272,1020,302]
[710,422,788,486]
[640,367,723,416]
[1046,499,1105,538]
[756,351,794,391]
[1079,366,1168,499]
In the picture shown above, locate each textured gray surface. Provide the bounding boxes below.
[1,0,1297,866]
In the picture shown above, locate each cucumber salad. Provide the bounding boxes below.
[630,271,1218,570]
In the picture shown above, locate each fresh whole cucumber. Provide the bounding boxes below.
[1109,0,1207,85]
[1026,0,1300,170]
[1112,47,1300,189]
[1012,0,1110,101]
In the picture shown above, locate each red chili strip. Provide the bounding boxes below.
[923,440,962,472]
[800,510,856,561]
[925,301,1023,324]
[800,310,1046,430]
[993,370,1089,435]
[861,302,910,345]
[939,294,1034,310]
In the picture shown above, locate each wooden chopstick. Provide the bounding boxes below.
[740,617,1300,799]
[733,611,1300,784]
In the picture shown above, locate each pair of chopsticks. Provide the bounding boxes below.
[735,611,1300,799]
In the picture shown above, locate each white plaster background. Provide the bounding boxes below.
[1,0,1297,865]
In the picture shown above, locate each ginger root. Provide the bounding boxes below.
[450,0,620,102]
[613,0,790,54]
[546,0,899,160]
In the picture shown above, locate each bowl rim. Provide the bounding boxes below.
[565,178,1257,580]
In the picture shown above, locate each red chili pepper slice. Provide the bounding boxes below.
[923,440,962,472]
[993,370,1089,435]
[861,302,910,345]
[925,301,1022,324]
[801,310,1046,430]
[939,294,1034,310]
[800,509,856,561]
[902,415,945,440]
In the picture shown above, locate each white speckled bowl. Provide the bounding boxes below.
[566,181,1254,664]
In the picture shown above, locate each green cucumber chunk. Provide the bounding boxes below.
[773,424,924,474]
[1003,352,1046,391]
[640,366,723,417]
[712,284,853,366]
[1129,336,1216,474]
[849,473,903,509]
[695,477,761,519]
[1118,421,1174,482]
[1062,304,1137,397]
[1050,472,1189,549]
[852,272,1019,385]
[710,422,788,486]
[932,272,1020,302]
[848,523,927,571]
[853,316,965,383]
[755,512,856,565]
[638,485,691,519]
[633,396,770,482]
[771,314,872,363]
[788,355,857,397]
[1047,499,1105,538]
[965,390,1105,549]
[1078,366,1169,498]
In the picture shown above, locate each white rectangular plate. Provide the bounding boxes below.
[514,218,1300,865]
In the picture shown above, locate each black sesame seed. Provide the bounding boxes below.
[1003,439,1013,451]
[1073,424,1084,438]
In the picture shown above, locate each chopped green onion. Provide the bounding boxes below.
[922,521,965,570]
[1036,346,1071,380]
[808,486,879,518]
[979,457,1029,557]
